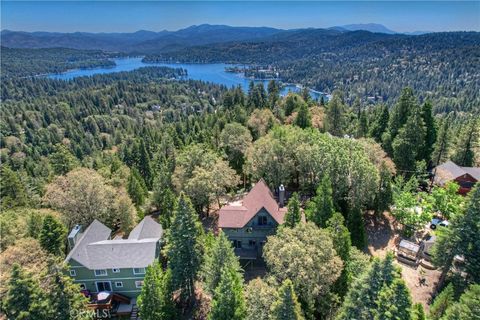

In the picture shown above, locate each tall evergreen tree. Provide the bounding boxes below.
[419,101,437,165]
[0,166,28,209]
[202,231,241,294]
[39,215,67,256]
[284,192,302,228]
[431,117,451,166]
[388,87,417,140]
[138,262,176,320]
[267,80,280,108]
[326,212,351,296]
[325,91,345,137]
[138,139,153,189]
[441,284,480,320]
[166,194,203,303]
[374,278,413,320]
[336,254,402,320]
[127,168,148,206]
[392,107,426,174]
[412,303,426,320]
[451,118,478,167]
[305,175,334,228]
[46,260,89,320]
[369,105,389,143]
[374,162,393,218]
[294,103,312,129]
[3,264,46,320]
[429,284,454,320]
[356,110,368,138]
[208,268,246,320]
[271,279,305,320]
[347,206,367,249]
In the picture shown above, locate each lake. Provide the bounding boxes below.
[47,57,327,101]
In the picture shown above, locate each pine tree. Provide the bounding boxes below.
[356,110,368,138]
[336,254,402,320]
[202,231,241,294]
[429,284,454,320]
[325,91,345,137]
[347,207,367,249]
[326,212,352,297]
[3,264,46,319]
[26,211,43,238]
[374,162,393,218]
[294,103,312,129]
[412,303,426,320]
[431,117,450,166]
[138,139,153,189]
[451,118,478,167]
[127,168,147,206]
[0,165,28,208]
[392,107,426,174]
[271,279,305,320]
[305,175,334,228]
[209,268,246,320]
[46,260,89,320]
[374,278,413,320]
[419,101,437,165]
[267,80,280,108]
[39,215,67,256]
[369,105,389,143]
[441,284,480,320]
[138,262,176,320]
[388,87,416,140]
[284,192,302,228]
[166,194,203,303]
[49,144,79,175]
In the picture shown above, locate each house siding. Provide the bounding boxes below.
[222,208,279,258]
[67,259,151,298]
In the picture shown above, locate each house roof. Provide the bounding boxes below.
[65,216,162,269]
[434,161,480,185]
[218,179,287,228]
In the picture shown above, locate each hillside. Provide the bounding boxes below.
[145,30,480,113]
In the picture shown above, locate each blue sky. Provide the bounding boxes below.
[2,1,479,33]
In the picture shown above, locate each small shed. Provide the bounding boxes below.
[397,239,420,266]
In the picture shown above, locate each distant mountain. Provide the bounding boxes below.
[0,25,283,53]
[333,23,397,34]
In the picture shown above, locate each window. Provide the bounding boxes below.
[133,267,146,275]
[249,240,256,247]
[96,281,112,292]
[135,281,144,288]
[94,269,107,277]
[115,282,123,288]
[69,270,76,276]
[258,216,267,226]
[79,283,86,290]
[233,240,242,249]
[112,268,120,273]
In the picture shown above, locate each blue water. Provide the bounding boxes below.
[48,57,327,100]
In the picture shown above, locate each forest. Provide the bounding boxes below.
[146,30,480,114]
[1,44,479,320]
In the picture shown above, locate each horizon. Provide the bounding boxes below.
[2,1,479,33]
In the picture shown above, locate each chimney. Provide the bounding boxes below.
[279,184,285,208]
[68,225,82,251]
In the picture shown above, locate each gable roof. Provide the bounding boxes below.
[434,161,480,185]
[65,217,162,269]
[218,179,287,228]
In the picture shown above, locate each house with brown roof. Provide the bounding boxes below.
[433,161,479,194]
[218,179,287,259]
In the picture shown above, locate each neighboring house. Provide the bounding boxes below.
[433,161,479,194]
[218,179,287,259]
[65,216,163,298]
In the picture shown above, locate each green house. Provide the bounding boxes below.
[64,216,163,298]
[218,179,287,259]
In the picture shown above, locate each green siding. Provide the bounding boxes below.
[223,208,279,258]
[67,259,155,298]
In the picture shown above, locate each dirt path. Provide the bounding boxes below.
[365,211,441,310]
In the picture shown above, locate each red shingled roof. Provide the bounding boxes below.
[218,179,287,228]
